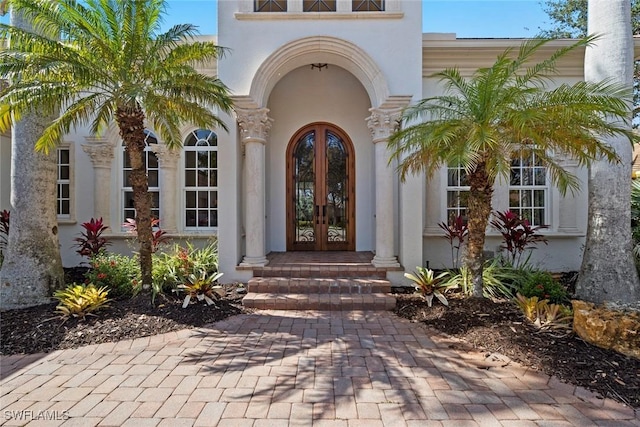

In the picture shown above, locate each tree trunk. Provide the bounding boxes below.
[0,10,64,310]
[115,107,154,293]
[465,163,494,298]
[577,0,640,307]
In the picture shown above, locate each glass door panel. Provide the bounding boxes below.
[293,131,316,247]
[287,123,354,251]
[324,131,348,245]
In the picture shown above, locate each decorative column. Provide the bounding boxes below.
[367,108,402,267]
[82,137,114,228]
[152,144,180,233]
[237,108,273,267]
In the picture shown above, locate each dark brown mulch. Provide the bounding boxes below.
[394,293,640,409]
[0,284,248,356]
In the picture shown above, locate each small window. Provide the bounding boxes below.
[122,131,160,224]
[255,0,287,12]
[303,0,336,12]
[184,129,218,229]
[446,163,469,224]
[509,150,548,226]
[57,147,71,218]
[352,0,384,11]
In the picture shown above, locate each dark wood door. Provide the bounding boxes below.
[286,123,355,251]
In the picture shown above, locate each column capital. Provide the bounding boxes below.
[366,108,403,143]
[82,141,114,168]
[151,143,181,168]
[236,107,273,144]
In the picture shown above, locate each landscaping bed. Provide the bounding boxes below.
[394,293,640,409]
[0,280,638,410]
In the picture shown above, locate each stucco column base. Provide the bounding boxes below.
[240,256,269,267]
[372,255,400,268]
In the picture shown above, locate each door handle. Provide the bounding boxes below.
[322,205,326,224]
[315,205,319,224]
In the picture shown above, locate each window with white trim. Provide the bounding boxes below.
[303,0,336,11]
[255,0,287,11]
[56,146,71,219]
[184,129,218,229]
[446,163,469,224]
[122,130,160,223]
[352,0,384,11]
[509,150,548,226]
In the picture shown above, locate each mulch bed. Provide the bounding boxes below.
[0,284,247,356]
[394,293,640,409]
[0,276,638,410]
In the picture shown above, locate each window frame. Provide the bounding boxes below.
[182,129,219,232]
[444,163,470,225]
[352,0,384,11]
[56,143,75,222]
[254,0,287,12]
[120,131,160,229]
[508,148,549,227]
[303,0,337,12]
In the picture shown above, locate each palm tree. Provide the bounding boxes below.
[0,0,233,295]
[389,38,634,298]
[577,0,640,305]
[0,6,64,310]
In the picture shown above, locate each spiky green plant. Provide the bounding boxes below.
[54,283,110,320]
[404,267,453,307]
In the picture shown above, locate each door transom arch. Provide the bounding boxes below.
[286,122,355,251]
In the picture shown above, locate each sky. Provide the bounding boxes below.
[1,1,554,38]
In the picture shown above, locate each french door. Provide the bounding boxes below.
[286,123,355,251]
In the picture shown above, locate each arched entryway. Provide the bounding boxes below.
[286,123,355,251]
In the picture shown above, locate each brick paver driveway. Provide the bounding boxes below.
[1,310,638,426]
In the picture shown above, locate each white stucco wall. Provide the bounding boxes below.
[421,42,590,272]
[1,5,613,279]
[217,1,423,105]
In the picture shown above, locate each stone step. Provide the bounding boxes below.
[249,265,390,279]
[247,277,392,294]
[242,292,396,311]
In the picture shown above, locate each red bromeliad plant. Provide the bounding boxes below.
[439,215,468,269]
[74,217,111,258]
[122,218,170,253]
[490,210,548,267]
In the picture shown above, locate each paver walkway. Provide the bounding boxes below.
[1,310,638,426]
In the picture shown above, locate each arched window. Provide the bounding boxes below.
[184,129,218,229]
[122,130,160,224]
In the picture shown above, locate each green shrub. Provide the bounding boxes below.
[404,266,453,307]
[153,240,220,294]
[54,283,110,320]
[444,258,519,299]
[85,253,141,297]
[517,270,568,305]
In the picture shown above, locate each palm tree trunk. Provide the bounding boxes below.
[116,107,154,293]
[465,163,494,298]
[0,7,64,309]
[577,0,640,306]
